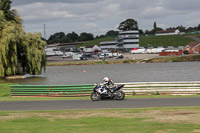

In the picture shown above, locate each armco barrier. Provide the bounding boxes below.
[121,81,200,95]
[10,81,200,97]
[10,84,94,97]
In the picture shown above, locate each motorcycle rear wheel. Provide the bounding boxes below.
[90,92,101,101]
[114,90,125,100]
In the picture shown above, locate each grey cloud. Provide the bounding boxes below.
[12,0,101,6]
[163,0,200,11]
[13,1,114,24]
[118,0,156,11]
[10,0,200,37]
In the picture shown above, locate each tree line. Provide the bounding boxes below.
[0,0,46,78]
[47,18,200,44]
[145,22,200,35]
[47,32,94,44]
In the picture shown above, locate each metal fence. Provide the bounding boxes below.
[10,81,200,97]
[122,81,200,95]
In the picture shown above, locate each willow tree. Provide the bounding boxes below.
[0,0,46,78]
[0,10,24,77]
[23,33,46,75]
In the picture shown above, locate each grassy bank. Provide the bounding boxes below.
[47,59,140,66]
[47,55,200,66]
[140,35,195,47]
[0,83,13,97]
[1,107,200,133]
[80,34,196,48]
[146,54,200,63]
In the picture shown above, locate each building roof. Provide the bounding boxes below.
[185,42,200,48]
[100,41,118,45]
[156,29,177,34]
[48,42,85,47]
[119,30,139,34]
[85,45,95,48]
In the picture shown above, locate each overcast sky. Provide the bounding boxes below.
[12,0,200,39]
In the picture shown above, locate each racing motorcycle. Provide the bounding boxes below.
[90,83,125,101]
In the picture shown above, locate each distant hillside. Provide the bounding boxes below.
[139,35,196,47]
[80,34,198,48]
[80,37,115,47]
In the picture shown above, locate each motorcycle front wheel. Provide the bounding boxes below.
[90,92,101,101]
[114,90,125,100]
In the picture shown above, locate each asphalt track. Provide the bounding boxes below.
[0,97,200,111]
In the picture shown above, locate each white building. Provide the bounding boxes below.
[45,47,63,56]
[100,41,118,50]
[100,30,139,50]
[83,45,101,53]
[118,30,139,49]
[155,29,180,36]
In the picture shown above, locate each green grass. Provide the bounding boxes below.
[78,33,199,48]
[1,107,200,133]
[146,54,200,63]
[1,95,200,101]
[47,59,140,66]
[0,96,90,101]
[183,33,200,37]
[139,35,195,47]
[0,83,14,97]
[196,35,200,38]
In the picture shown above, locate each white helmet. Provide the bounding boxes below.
[103,77,110,82]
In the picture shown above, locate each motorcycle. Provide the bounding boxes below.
[90,83,125,101]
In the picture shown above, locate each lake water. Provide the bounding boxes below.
[1,62,200,85]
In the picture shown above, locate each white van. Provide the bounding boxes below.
[147,48,164,54]
[72,54,82,60]
[131,48,146,54]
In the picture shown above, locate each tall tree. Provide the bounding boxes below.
[0,0,46,78]
[153,22,157,29]
[0,0,18,22]
[106,30,119,37]
[176,25,186,32]
[118,18,138,31]
[0,10,24,77]
[78,32,94,41]
[139,29,144,35]
[23,33,46,75]
[66,32,79,42]
[47,32,65,44]
[197,24,200,30]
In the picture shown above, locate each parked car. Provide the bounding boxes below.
[80,55,88,60]
[113,53,122,57]
[116,54,124,59]
[72,54,82,60]
[98,53,113,59]
[183,50,189,54]
[99,53,106,59]
[62,52,72,58]
[72,53,88,60]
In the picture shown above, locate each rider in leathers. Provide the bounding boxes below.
[103,77,115,93]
